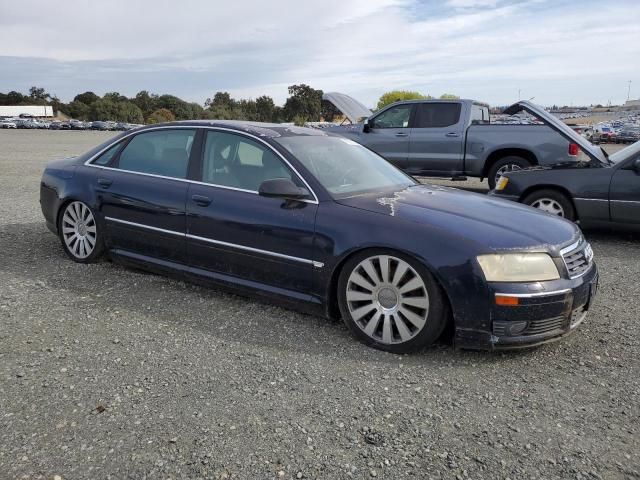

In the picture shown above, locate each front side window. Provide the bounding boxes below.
[116,129,195,179]
[370,104,413,129]
[414,103,461,128]
[202,131,295,191]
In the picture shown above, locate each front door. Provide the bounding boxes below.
[361,103,414,169]
[407,102,465,176]
[97,128,197,265]
[609,158,640,225]
[186,129,318,297]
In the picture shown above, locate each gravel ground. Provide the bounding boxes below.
[0,130,638,480]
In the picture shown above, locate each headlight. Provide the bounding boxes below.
[495,176,509,191]
[477,253,560,282]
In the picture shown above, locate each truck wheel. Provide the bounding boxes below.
[488,156,531,190]
[523,189,576,221]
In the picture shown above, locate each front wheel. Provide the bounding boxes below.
[58,201,104,263]
[337,250,448,353]
[487,156,531,190]
[522,189,576,221]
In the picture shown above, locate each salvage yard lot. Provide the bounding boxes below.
[0,130,638,479]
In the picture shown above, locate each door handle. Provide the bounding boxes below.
[97,178,112,188]
[445,132,460,138]
[395,132,409,137]
[191,194,212,206]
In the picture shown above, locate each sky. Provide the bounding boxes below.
[0,0,638,108]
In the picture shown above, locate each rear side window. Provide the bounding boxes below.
[471,104,490,124]
[414,103,461,128]
[116,129,195,179]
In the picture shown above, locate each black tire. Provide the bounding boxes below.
[337,249,449,353]
[58,200,105,263]
[487,156,532,190]
[522,189,576,221]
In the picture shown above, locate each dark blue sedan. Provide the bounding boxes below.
[40,121,598,352]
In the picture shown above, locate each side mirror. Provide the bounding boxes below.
[258,178,310,200]
[633,157,640,174]
[363,118,371,133]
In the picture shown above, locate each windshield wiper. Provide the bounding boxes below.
[600,146,612,164]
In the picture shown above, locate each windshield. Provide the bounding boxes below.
[276,136,416,198]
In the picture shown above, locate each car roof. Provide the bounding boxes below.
[135,120,329,138]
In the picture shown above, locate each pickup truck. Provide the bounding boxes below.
[324,93,579,189]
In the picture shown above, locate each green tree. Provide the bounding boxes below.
[283,84,323,122]
[89,98,119,121]
[146,108,175,124]
[133,90,159,118]
[29,86,49,102]
[439,93,460,100]
[73,91,99,105]
[255,95,276,122]
[376,90,430,110]
[117,102,144,123]
[64,100,90,120]
[321,99,341,122]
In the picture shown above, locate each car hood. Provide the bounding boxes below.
[504,101,609,165]
[322,92,372,124]
[336,184,580,252]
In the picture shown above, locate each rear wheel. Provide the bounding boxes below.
[523,189,576,221]
[487,156,531,190]
[337,250,448,353]
[58,201,104,263]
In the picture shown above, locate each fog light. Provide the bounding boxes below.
[493,320,529,337]
[506,321,528,336]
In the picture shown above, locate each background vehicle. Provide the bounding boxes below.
[615,125,640,144]
[39,117,596,352]
[0,119,17,129]
[325,93,578,189]
[590,125,616,144]
[491,102,640,231]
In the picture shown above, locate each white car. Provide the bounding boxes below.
[0,120,17,129]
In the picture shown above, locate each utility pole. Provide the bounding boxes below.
[627,80,632,102]
[518,88,521,101]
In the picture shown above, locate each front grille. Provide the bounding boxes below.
[561,242,593,279]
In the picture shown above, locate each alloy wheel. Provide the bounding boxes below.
[345,255,429,345]
[531,198,565,217]
[495,163,522,184]
[61,201,97,259]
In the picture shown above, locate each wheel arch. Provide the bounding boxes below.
[519,185,579,221]
[482,148,538,178]
[324,246,454,326]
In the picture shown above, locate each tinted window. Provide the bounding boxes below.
[414,103,461,128]
[202,131,294,191]
[93,142,121,166]
[117,129,195,179]
[371,104,413,129]
[276,136,415,198]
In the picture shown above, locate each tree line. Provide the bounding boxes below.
[0,86,457,124]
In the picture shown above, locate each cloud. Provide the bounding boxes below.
[0,0,637,106]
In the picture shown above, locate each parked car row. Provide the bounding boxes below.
[0,117,142,131]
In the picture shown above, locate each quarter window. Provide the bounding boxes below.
[116,129,195,179]
[414,103,461,128]
[202,131,295,191]
[93,142,122,166]
[370,105,413,129]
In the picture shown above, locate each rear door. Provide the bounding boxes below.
[361,103,414,169]
[96,128,196,265]
[407,102,465,175]
[609,156,640,225]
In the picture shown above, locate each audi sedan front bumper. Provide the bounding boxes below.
[455,263,598,350]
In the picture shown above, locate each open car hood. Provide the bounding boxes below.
[504,101,608,164]
[322,92,372,123]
